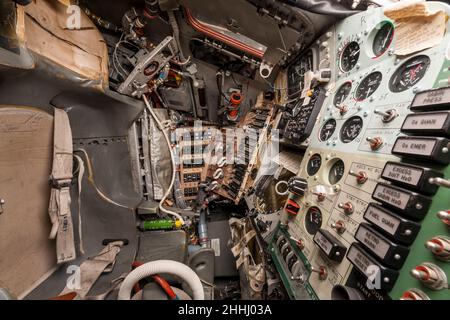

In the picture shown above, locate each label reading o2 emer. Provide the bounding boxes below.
[392,138,436,156]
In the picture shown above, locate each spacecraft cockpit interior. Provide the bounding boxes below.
[0,0,449,302]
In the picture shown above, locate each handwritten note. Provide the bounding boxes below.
[384,0,429,20]
[384,0,446,56]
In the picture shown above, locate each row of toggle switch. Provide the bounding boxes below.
[395,88,450,298]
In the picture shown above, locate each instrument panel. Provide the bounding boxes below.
[272,2,450,300]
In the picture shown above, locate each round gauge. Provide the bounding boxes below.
[320,119,337,142]
[340,41,360,72]
[373,22,394,57]
[355,71,382,101]
[333,82,352,107]
[328,159,345,185]
[305,207,322,235]
[307,154,322,176]
[340,116,363,143]
[389,55,431,93]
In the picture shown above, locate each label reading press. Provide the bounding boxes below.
[392,138,436,156]
[382,162,423,188]
[411,86,450,110]
[373,184,409,210]
[364,204,400,237]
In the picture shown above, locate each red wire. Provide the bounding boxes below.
[131,261,178,300]
[152,274,178,300]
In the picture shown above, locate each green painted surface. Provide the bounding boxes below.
[389,164,450,300]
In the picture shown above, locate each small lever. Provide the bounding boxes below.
[429,177,450,189]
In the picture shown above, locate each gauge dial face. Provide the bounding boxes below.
[373,22,394,57]
[305,207,322,235]
[334,82,352,107]
[340,116,363,143]
[355,71,382,101]
[329,159,345,185]
[340,41,360,72]
[389,55,430,93]
[307,154,322,176]
[320,119,337,142]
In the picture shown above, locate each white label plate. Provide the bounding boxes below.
[347,246,372,274]
[382,163,423,187]
[402,113,448,130]
[393,138,436,156]
[364,205,400,236]
[314,232,332,255]
[355,226,390,259]
[373,184,410,210]
[412,87,450,108]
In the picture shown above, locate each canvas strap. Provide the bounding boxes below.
[48,108,76,264]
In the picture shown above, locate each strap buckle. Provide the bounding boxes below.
[49,177,72,189]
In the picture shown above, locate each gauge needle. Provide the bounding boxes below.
[382,28,392,48]
[351,49,360,57]
[366,87,372,99]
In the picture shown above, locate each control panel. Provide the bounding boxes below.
[271,2,450,300]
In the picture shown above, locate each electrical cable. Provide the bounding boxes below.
[74,149,134,210]
[142,94,185,225]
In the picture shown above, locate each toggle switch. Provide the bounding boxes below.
[290,236,305,250]
[410,262,448,290]
[311,266,328,280]
[313,192,326,202]
[428,177,450,189]
[366,137,383,151]
[400,288,430,300]
[374,109,397,123]
[349,170,368,184]
[331,220,346,234]
[425,236,450,261]
[337,105,348,115]
[338,202,354,215]
[437,210,450,226]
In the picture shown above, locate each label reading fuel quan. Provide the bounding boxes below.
[381,162,442,195]
[392,136,450,165]
[372,183,431,220]
[363,203,421,245]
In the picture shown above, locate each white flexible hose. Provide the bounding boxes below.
[275,180,289,196]
[143,95,185,225]
[118,260,204,300]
